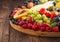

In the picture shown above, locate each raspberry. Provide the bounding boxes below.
[42,23,49,27]
[22,24,27,28]
[37,23,43,28]
[53,26,59,32]
[17,19,22,23]
[27,23,32,29]
[32,23,38,31]
[40,27,45,32]
[46,27,51,32]
[18,21,23,26]
[27,17,34,23]
[39,8,46,15]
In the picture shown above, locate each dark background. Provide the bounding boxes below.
[0,0,60,42]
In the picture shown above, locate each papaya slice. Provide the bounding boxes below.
[13,9,29,19]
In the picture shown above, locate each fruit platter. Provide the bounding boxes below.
[9,0,60,37]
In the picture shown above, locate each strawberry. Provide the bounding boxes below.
[22,24,27,28]
[27,23,32,29]
[40,27,45,32]
[39,8,46,15]
[46,27,51,32]
[53,26,59,32]
[45,12,51,18]
[50,12,56,18]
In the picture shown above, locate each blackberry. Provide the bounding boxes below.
[57,22,60,31]
[52,17,59,22]
[11,19,18,25]
[33,0,40,5]
[24,1,28,7]
[18,5,21,8]
[53,2,56,6]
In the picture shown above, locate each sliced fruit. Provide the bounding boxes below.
[13,9,29,19]
[56,2,60,8]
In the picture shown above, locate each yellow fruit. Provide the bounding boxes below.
[21,16,27,20]
[56,2,60,8]
[13,9,29,19]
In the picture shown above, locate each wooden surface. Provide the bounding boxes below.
[0,0,60,42]
[10,21,60,37]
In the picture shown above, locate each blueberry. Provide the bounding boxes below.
[24,1,28,7]
[33,0,40,2]
[28,0,33,2]
[11,19,18,25]
[57,15,60,21]
[57,14,60,17]
[53,2,56,6]
[23,19,27,24]
[57,22,60,31]
[52,17,59,22]
[57,9,60,12]
[34,1,40,5]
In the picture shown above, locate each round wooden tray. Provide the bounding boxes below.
[10,21,60,37]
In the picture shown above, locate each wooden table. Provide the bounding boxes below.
[0,0,60,42]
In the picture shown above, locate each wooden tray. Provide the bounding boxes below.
[10,21,60,37]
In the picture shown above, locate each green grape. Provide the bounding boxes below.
[30,14,35,17]
[36,20,43,23]
[42,14,46,19]
[38,20,43,23]
[40,0,48,4]
[34,14,42,20]
[43,17,48,22]
[36,20,39,22]
[46,20,50,23]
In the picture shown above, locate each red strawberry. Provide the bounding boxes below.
[27,23,32,29]
[53,26,59,32]
[40,27,45,32]
[32,23,38,31]
[45,12,51,18]
[50,12,56,18]
[22,24,27,28]
[46,27,51,32]
[39,8,46,15]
